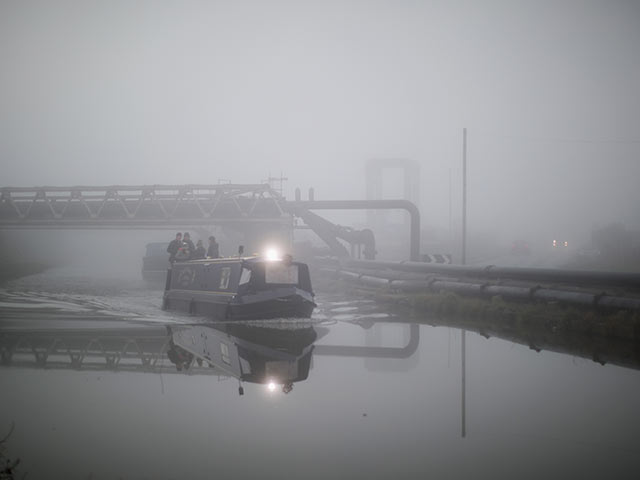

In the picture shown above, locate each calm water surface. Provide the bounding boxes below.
[1,267,639,479]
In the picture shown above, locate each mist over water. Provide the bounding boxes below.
[2,267,640,480]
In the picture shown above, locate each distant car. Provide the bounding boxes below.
[511,240,531,255]
[552,239,570,249]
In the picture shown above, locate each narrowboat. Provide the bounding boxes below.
[162,255,316,320]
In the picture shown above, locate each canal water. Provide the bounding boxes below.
[1,266,639,479]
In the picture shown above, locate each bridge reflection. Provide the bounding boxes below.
[2,317,638,386]
[0,320,420,391]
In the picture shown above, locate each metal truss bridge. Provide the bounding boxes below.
[0,184,290,228]
[0,184,422,260]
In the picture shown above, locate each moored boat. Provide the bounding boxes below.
[162,255,316,320]
[141,242,170,282]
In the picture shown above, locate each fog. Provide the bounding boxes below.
[1,0,640,257]
[4,5,640,477]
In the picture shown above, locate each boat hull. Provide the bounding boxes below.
[162,292,231,318]
[162,257,316,320]
[228,295,316,320]
[162,289,315,320]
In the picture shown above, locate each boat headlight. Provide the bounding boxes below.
[267,381,277,392]
[265,247,281,261]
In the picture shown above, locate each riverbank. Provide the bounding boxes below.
[314,273,640,342]
[387,290,639,340]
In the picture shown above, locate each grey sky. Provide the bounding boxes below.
[1,0,639,242]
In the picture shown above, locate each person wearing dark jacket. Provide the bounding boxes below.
[167,232,182,263]
[193,240,206,259]
[182,232,196,259]
[207,236,220,258]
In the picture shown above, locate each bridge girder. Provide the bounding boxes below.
[0,184,290,228]
[0,185,423,261]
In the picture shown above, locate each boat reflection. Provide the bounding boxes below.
[168,323,317,394]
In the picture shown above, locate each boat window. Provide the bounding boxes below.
[239,268,251,285]
[265,263,299,285]
[239,357,251,374]
[220,343,231,365]
[219,267,231,290]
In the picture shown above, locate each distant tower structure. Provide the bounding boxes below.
[264,172,288,198]
[365,159,420,226]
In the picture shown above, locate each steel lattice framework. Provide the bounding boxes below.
[0,184,424,260]
[0,184,290,229]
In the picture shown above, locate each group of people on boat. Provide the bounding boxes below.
[167,232,220,262]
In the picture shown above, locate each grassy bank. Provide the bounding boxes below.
[384,290,640,341]
[314,273,640,342]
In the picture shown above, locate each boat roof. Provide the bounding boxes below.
[173,256,254,264]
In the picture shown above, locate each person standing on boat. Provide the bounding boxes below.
[207,236,220,258]
[193,240,206,259]
[175,244,190,261]
[167,232,182,263]
[182,232,196,259]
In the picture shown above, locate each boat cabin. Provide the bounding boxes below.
[163,256,315,320]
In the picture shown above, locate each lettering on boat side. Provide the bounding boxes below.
[177,268,196,288]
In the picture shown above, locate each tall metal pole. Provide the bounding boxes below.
[462,128,467,265]
[461,329,466,438]
[461,128,468,438]
[448,168,452,249]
